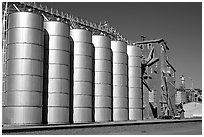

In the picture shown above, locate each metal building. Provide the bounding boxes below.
[138,39,176,119]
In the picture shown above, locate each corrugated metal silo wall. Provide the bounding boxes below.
[127,45,142,120]
[5,12,44,125]
[44,21,70,124]
[92,35,112,122]
[111,41,128,121]
[70,29,93,123]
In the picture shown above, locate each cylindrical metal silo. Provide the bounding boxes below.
[44,21,70,124]
[111,41,128,121]
[127,44,142,120]
[70,29,93,123]
[5,12,44,125]
[92,35,112,122]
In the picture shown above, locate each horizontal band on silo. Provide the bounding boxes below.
[128,56,141,67]
[127,45,141,57]
[95,72,112,85]
[73,108,92,123]
[95,96,112,108]
[6,44,43,61]
[113,75,128,86]
[8,12,44,29]
[73,68,92,82]
[94,48,112,61]
[113,64,128,75]
[6,59,43,76]
[73,55,93,70]
[6,75,43,91]
[129,108,143,120]
[129,98,143,109]
[113,53,128,64]
[113,97,128,108]
[94,108,112,122]
[95,60,112,72]
[44,36,70,52]
[7,28,44,45]
[92,35,111,48]
[47,93,70,107]
[47,50,70,65]
[111,41,127,53]
[73,94,93,107]
[47,79,70,94]
[94,84,112,97]
[47,107,70,124]
[113,86,128,98]
[5,91,42,106]
[73,81,92,95]
[44,21,70,36]
[5,74,42,78]
[71,42,93,57]
[70,29,92,43]
[128,77,141,88]
[7,26,44,31]
[113,108,128,121]
[128,66,141,78]
[129,87,142,99]
[4,107,42,124]
[48,64,70,79]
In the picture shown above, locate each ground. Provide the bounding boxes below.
[3,120,202,135]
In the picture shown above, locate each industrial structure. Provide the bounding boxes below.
[137,39,177,119]
[2,2,178,126]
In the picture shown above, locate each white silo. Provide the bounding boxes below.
[5,12,44,125]
[127,44,142,120]
[70,29,93,123]
[92,35,112,122]
[111,40,128,121]
[44,21,70,124]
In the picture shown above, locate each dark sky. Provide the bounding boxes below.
[41,2,202,89]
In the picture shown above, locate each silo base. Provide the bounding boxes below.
[94,108,112,122]
[4,107,42,125]
[73,108,92,123]
[113,108,128,121]
[47,107,70,124]
[129,109,142,120]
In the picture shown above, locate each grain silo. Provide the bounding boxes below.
[92,35,112,122]
[111,41,128,121]
[44,21,70,124]
[5,12,44,125]
[70,29,93,123]
[127,44,142,120]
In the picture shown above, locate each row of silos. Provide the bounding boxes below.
[3,12,143,125]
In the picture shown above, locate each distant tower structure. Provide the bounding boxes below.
[176,75,187,104]
[180,75,185,89]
